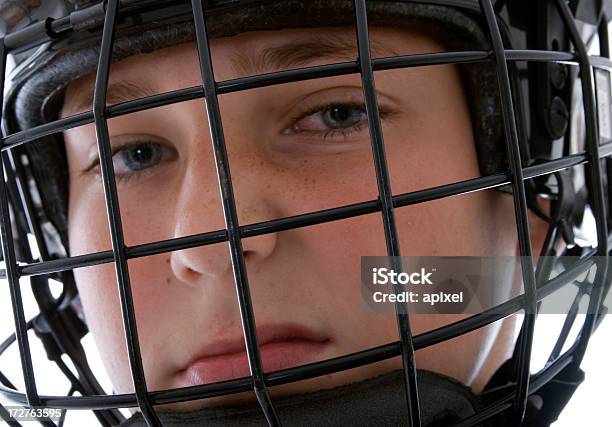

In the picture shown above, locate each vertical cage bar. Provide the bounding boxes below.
[547,290,584,363]
[600,15,612,239]
[0,402,23,427]
[553,0,609,367]
[0,38,41,409]
[353,1,420,425]
[479,0,538,423]
[189,0,280,425]
[91,0,160,425]
[6,150,50,262]
[599,14,612,310]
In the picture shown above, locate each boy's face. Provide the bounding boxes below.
[61,27,521,409]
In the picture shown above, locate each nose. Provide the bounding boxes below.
[170,150,280,287]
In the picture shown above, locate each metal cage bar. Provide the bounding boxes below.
[554,0,610,370]
[189,0,280,424]
[0,0,610,424]
[479,0,538,423]
[0,37,44,414]
[601,13,612,237]
[0,249,596,412]
[599,12,612,321]
[6,150,50,263]
[353,0,420,425]
[90,0,160,425]
[1,50,590,151]
[13,149,596,278]
[0,403,23,427]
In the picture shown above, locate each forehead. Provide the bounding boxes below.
[61,26,445,116]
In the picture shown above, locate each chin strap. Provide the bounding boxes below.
[524,366,585,427]
[120,369,485,427]
[482,356,585,427]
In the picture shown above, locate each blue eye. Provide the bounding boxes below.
[287,103,368,138]
[321,105,365,129]
[111,142,176,177]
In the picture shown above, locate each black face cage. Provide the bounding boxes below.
[0,0,611,426]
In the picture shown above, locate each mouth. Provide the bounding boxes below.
[177,323,331,386]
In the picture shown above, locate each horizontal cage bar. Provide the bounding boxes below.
[2,49,598,150]
[15,149,597,277]
[0,252,595,409]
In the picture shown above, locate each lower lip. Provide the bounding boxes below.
[179,341,330,386]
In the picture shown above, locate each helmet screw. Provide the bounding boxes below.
[550,63,569,91]
[547,96,569,139]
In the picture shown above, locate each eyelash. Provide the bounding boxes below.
[322,121,368,140]
[81,141,168,180]
[289,101,393,140]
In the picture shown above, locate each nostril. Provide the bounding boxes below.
[242,249,254,260]
[240,249,257,269]
[170,242,235,285]
[169,255,201,288]
[225,249,255,269]
[240,233,278,265]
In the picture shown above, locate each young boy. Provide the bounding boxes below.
[61,23,533,401]
[0,0,608,426]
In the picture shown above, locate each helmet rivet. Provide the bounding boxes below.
[550,63,569,91]
[547,96,569,139]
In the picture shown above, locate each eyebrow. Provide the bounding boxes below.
[62,35,401,116]
[230,35,401,76]
[62,80,159,117]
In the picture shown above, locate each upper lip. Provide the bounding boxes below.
[181,322,330,369]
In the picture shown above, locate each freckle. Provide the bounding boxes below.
[165,258,170,264]
[166,277,171,285]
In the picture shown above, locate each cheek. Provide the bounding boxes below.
[69,183,126,389]
[293,216,402,350]
[68,180,112,256]
[126,255,175,332]
[73,264,133,393]
[71,226,174,393]
[68,177,172,392]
